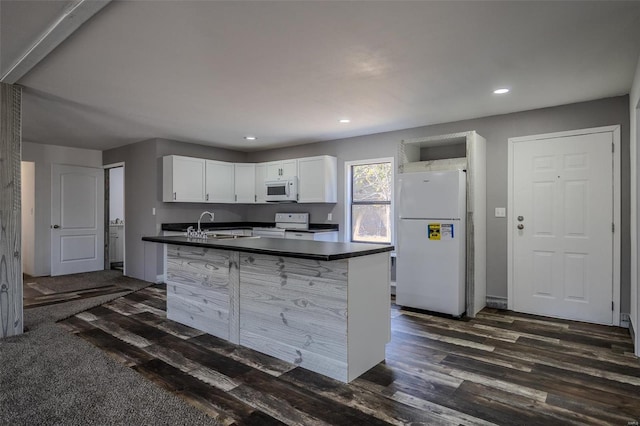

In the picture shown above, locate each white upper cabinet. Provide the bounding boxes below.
[255,163,267,203]
[205,160,235,203]
[163,155,206,202]
[164,155,336,204]
[234,163,256,203]
[265,159,298,180]
[297,155,337,203]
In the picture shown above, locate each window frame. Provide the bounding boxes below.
[344,157,394,245]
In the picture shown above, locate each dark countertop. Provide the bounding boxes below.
[161,222,339,234]
[142,235,392,261]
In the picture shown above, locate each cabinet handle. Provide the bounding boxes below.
[235,194,237,202]
[206,193,209,201]
[173,192,176,200]
[254,194,257,202]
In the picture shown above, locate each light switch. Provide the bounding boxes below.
[327,213,333,221]
[152,208,156,216]
[495,207,506,218]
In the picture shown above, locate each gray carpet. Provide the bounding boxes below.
[0,273,218,425]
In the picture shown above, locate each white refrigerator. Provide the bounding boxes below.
[396,170,466,316]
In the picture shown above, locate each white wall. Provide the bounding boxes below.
[22,142,102,276]
[630,53,640,355]
[109,166,124,222]
[21,161,35,276]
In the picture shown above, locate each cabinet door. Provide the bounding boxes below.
[206,160,235,203]
[313,231,339,242]
[281,159,298,177]
[265,159,298,180]
[298,156,337,203]
[115,226,124,261]
[284,231,314,240]
[234,163,256,203]
[163,156,206,202]
[265,161,282,180]
[109,230,117,262]
[255,163,267,203]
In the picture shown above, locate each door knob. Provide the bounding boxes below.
[517,224,524,230]
[517,216,524,222]
[51,224,60,229]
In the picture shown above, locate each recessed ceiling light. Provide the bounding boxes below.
[244,136,257,141]
[339,119,351,124]
[493,88,510,94]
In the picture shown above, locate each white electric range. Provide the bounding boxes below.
[252,213,309,238]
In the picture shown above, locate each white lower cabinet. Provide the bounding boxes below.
[109,225,124,262]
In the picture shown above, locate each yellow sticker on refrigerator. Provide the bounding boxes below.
[429,223,454,240]
[428,223,441,240]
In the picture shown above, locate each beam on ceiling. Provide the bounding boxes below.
[1,0,112,84]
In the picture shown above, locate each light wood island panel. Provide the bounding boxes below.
[164,243,391,382]
[165,245,232,340]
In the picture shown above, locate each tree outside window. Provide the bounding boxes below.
[351,162,392,243]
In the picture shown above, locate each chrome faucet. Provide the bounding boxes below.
[194,211,215,238]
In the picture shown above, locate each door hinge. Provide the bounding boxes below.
[612,301,614,311]
[612,142,615,153]
[612,223,615,233]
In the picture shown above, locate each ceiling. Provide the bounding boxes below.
[2,1,640,152]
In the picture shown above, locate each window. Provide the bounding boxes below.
[346,158,393,244]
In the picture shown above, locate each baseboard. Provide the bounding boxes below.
[486,295,508,310]
[156,274,165,284]
[629,317,635,342]
[620,313,630,329]
[390,282,396,296]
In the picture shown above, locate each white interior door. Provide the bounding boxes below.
[510,130,615,325]
[51,164,104,276]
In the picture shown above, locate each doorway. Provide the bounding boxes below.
[106,163,125,274]
[508,126,621,326]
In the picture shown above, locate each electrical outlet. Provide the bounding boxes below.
[495,207,506,218]
[327,213,333,221]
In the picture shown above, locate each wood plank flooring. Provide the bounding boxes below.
[23,271,147,309]
[59,285,640,425]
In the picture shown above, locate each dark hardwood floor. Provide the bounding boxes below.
[23,272,136,309]
[59,284,640,425]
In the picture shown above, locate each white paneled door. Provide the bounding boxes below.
[51,164,104,276]
[510,129,616,325]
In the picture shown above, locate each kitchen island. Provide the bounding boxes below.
[142,235,394,383]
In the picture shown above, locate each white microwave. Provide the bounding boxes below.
[265,177,298,202]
